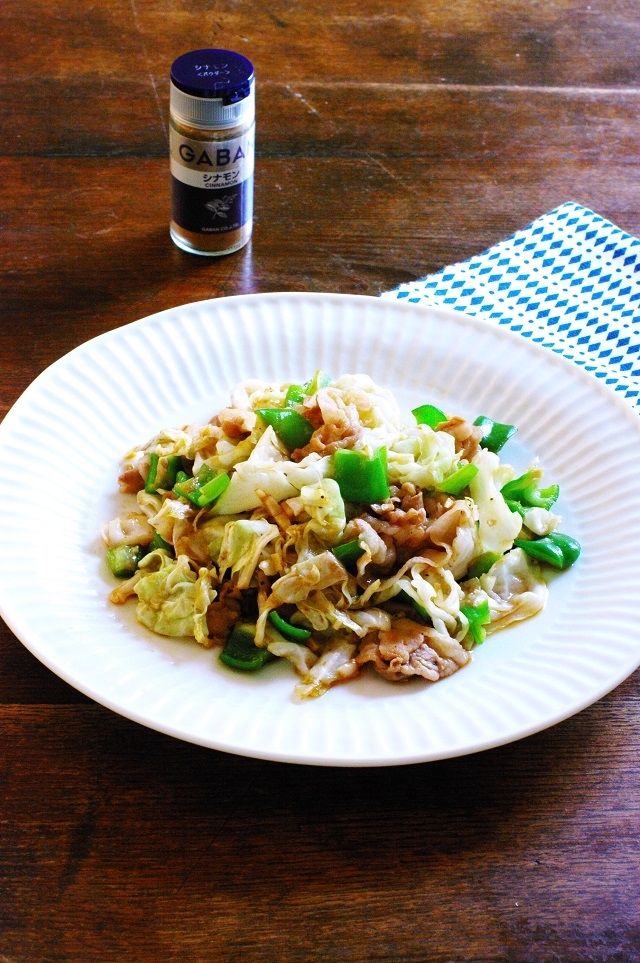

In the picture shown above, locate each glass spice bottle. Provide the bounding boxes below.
[169,48,255,256]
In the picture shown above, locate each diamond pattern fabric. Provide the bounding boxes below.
[381,202,640,409]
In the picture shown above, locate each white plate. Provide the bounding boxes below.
[1,292,639,766]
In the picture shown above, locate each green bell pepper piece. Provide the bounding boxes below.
[464,551,502,580]
[145,453,161,494]
[547,532,581,566]
[304,370,332,394]
[219,623,275,672]
[438,462,479,496]
[397,589,430,624]
[174,464,230,509]
[501,470,559,511]
[333,447,390,504]
[106,544,144,578]
[284,371,331,407]
[514,532,581,570]
[256,408,315,451]
[504,499,527,518]
[145,453,182,494]
[460,599,491,645]
[195,472,231,507]
[332,537,365,569]
[174,463,213,501]
[284,384,306,407]
[474,416,517,453]
[412,404,447,429]
[268,611,312,642]
[149,532,174,554]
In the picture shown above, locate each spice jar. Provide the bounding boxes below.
[169,48,255,256]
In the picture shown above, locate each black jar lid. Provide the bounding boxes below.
[170,49,254,105]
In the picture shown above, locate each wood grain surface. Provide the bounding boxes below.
[1,2,639,961]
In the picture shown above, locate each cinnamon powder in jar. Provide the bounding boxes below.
[169,49,255,256]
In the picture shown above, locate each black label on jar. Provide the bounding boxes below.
[171,175,253,233]
[170,127,254,235]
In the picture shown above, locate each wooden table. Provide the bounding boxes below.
[2,2,639,960]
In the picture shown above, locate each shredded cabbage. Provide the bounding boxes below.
[134,551,216,644]
[104,372,578,700]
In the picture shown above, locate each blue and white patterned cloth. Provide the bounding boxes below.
[381,201,640,410]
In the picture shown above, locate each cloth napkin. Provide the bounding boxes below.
[381,201,640,411]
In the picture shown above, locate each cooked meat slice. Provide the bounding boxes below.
[438,415,483,461]
[293,388,363,459]
[341,517,396,572]
[206,586,242,646]
[216,406,257,438]
[356,617,469,682]
[118,467,145,494]
[365,483,432,549]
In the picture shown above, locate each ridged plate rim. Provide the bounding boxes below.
[0,291,639,767]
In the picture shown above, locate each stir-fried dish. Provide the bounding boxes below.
[102,372,580,699]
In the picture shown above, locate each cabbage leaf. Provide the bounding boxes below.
[211,427,331,515]
[298,478,346,544]
[469,448,522,555]
[134,551,215,641]
[218,519,280,589]
[386,425,459,489]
